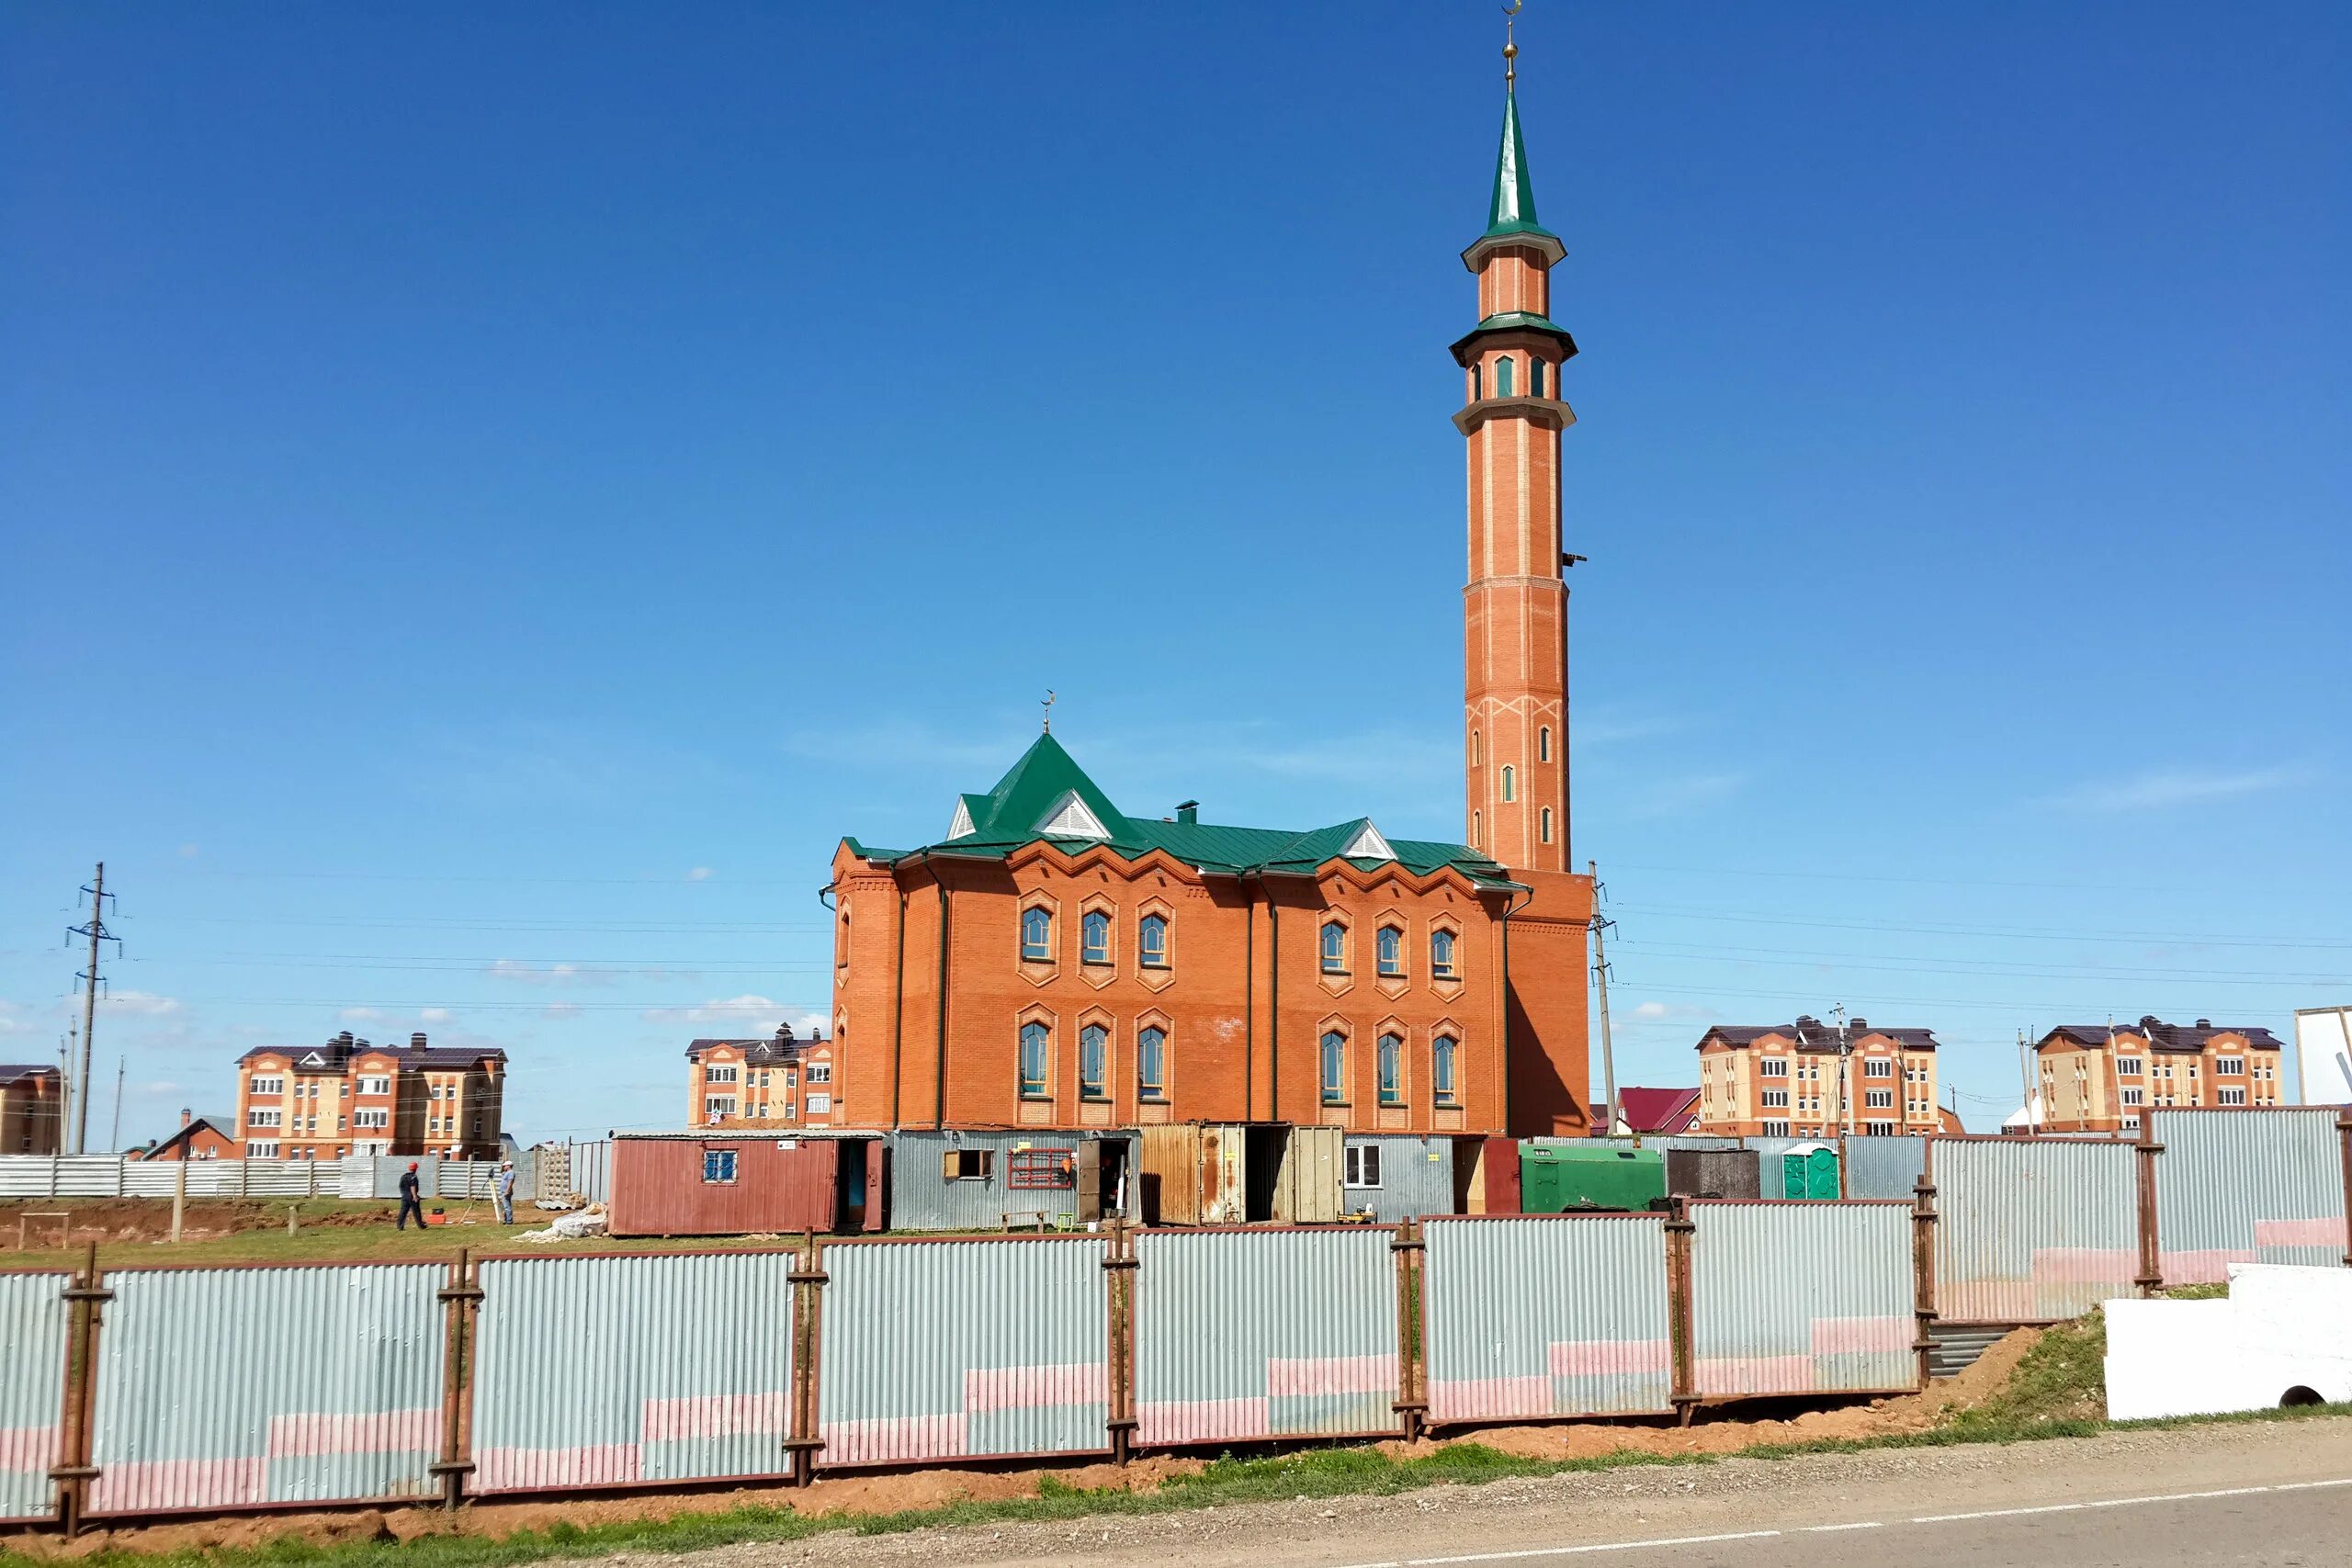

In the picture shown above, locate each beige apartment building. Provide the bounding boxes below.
[2034,1017,2287,1134]
[1695,1018,1944,1137]
[684,1028,831,1127]
[234,1031,506,1160]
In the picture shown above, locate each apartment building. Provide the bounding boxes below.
[684,1028,831,1127]
[0,1065,63,1155]
[234,1031,507,1159]
[2035,1017,2287,1134]
[1694,1017,1943,1137]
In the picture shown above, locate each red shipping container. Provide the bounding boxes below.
[609,1134,864,1237]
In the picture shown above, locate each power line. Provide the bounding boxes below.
[1610,903,2352,952]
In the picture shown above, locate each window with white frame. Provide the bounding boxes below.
[705,1097,737,1119]
[1761,1089,1789,1109]
[250,1076,284,1096]
[2215,1057,2245,1077]
[354,1109,390,1130]
[1761,1120,1790,1137]
[702,1149,738,1183]
[1020,906,1054,962]
[705,1064,739,1085]
[358,1076,390,1096]
[248,1108,281,1128]
[1430,928,1458,980]
[2121,1087,2144,1107]
[1343,1144,1383,1189]
[1138,914,1169,969]
[2217,1087,2247,1106]
[1863,1059,1894,1078]
[1320,921,1348,974]
[2117,1057,2143,1077]
[247,1141,279,1157]
[1865,1089,1894,1109]
[1081,910,1113,965]
[1431,1035,1459,1107]
[1758,1058,1789,1078]
[1376,926,1404,978]
[808,1063,831,1085]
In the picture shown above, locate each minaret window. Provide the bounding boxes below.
[1471,363,1483,400]
[1471,810,1481,847]
[1500,765,1515,802]
[1540,807,1554,843]
[1531,357,1546,398]
[1538,726,1551,761]
[1471,731,1481,765]
[1494,355,1516,397]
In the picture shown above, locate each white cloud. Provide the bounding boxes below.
[340,1007,386,1022]
[2047,766,2312,813]
[0,1001,26,1036]
[796,1010,829,1038]
[1624,772,1748,819]
[1631,1000,1718,1022]
[642,995,801,1034]
[543,1001,582,1021]
[485,959,606,987]
[686,866,714,882]
[99,990,181,1017]
[420,1008,452,1024]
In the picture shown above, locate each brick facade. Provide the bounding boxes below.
[0,1066,62,1156]
[234,1031,505,1160]
[2035,1017,2287,1134]
[1694,1019,1942,1138]
[684,1032,831,1127]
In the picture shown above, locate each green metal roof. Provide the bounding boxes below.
[1483,90,1556,245]
[843,734,1519,890]
[1450,309,1580,366]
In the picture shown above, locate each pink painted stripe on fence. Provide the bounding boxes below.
[267,1408,437,1459]
[1944,1280,2039,1321]
[1136,1397,1270,1445]
[819,1414,968,1465]
[1267,1353,1399,1398]
[963,1364,1102,1415]
[1548,1339,1671,1378]
[1694,1355,1814,1394]
[2161,1248,2257,1285]
[2030,1248,2140,1284]
[0,1426,56,1474]
[2255,1217,2347,1249]
[90,1457,267,1512]
[1809,1316,1910,1356]
[1428,1376,1549,1420]
[639,1392,786,1444]
[474,1444,642,1491]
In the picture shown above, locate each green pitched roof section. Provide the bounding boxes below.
[843,736,1521,892]
[1449,308,1579,367]
[1484,89,1556,244]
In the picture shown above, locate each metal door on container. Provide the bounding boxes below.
[1075,1140,1103,1222]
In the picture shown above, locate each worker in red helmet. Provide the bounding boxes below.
[396,1161,425,1230]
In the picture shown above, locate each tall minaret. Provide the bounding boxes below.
[1454,25,1575,874]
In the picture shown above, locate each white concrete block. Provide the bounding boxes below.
[2102,1267,2352,1421]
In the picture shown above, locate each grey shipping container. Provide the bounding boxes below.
[887,1130,1137,1232]
[1666,1147,1759,1201]
[1342,1135,1456,1224]
[1272,1127,1342,1224]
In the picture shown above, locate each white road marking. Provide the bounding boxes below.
[1317,1477,2352,1568]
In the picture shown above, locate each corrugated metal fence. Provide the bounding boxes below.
[1933,1139,2139,1323]
[0,1155,522,1202]
[1423,1215,1673,1423]
[1135,1228,1399,1446]
[2153,1109,2351,1284]
[1690,1202,1917,1396]
[1840,1135,1929,1199]
[0,1272,69,1522]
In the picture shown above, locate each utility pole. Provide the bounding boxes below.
[110,1056,126,1152]
[2017,1028,2038,1136]
[66,863,118,1156]
[1589,861,1619,1136]
[57,1029,75,1155]
[1832,1003,1854,1137]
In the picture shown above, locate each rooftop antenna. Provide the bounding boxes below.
[1502,0,1521,92]
[1040,690,1057,734]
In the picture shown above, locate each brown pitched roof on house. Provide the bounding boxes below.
[683,1032,822,1061]
[239,1032,507,1069]
[2041,1017,2284,1053]
[1702,1017,1942,1053]
[140,1115,235,1159]
[0,1064,62,1087]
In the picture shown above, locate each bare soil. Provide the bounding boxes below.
[0,1197,395,1251]
[6,1337,2048,1560]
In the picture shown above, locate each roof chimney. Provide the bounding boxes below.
[335,1031,354,1048]
[1175,800,1199,825]
[180,1109,191,1128]
[1849,1017,1868,1032]
[412,1032,428,1050]
[2194,1019,2211,1030]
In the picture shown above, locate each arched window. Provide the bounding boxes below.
[1500,765,1515,802]
[1430,928,1458,980]
[1377,1033,1404,1107]
[1137,913,1168,969]
[1471,810,1481,847]
[1540,807,1554,843]
[1136,1025,1167,1101]
[1471,362,1483,400]
[1319,920,1347,975]
[1020,907,1053,962]
[1080,1023,1109,1100]
[1538,726,1551,762]
[1471,730,1481,765]
[1018,1021,1049,1099]
[1494,355,1516,398]
[1081,910,1112,965]
[1319,1031,1347,1105]
[1530,357,1546,398]
[838,908,850,966]
[1432,1036,1459,1107]
[1376,926,1403,978]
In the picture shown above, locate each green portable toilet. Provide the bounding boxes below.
[1518,1143,1667,1213]
[1781,1142,1838,1201]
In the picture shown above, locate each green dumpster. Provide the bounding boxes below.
[1781,1142,1839,1200]
[1519,1143,1667,1213]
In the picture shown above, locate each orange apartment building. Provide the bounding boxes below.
[2034,1017,2287,1134]
[819,73,1594,1139]
[0,1065,63,1155]
[684,1028,833,1126]
[1694,1018,1944,1137]
[234,1031,507,1159]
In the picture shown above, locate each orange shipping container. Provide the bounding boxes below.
[608,1133,883,1237]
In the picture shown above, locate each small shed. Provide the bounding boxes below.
[1137,1123,1250,1224]
[1340,1135,1456,1224]
[1665,1146,1761,1201]
[887,1129,1137,1231]
[1779,1141,1840,1201]
[607,1131,885,1238]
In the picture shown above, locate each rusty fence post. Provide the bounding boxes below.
[1102,1220,1139,1464]
[2134,1112,2164,1297]
[1910,1175,1938,1390]
[433,1247,482,1511]
[49,1241,109,1537]
[785,1233,830,1487]
[2336,1111,2352,1270]
[1389,1219,1427,1441]
[1664,1198,1699,1427]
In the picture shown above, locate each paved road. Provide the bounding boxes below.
[699,1419,2352,1568]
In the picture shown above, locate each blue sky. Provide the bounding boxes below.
[4,3,2346,1144]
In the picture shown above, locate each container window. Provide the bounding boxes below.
[1344,1144,1383,1189]
[941,1148,995,1181]
[702,1149,738,1184]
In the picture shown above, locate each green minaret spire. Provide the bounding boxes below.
[1484,85,1556,244]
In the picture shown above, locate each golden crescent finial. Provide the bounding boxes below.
[1502,0,1521,90]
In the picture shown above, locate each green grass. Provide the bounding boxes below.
[11,1401,2347,1568]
